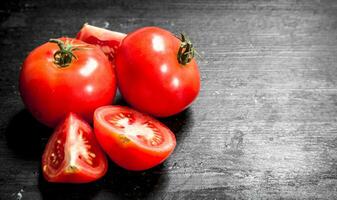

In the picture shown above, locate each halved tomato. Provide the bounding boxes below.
[42,113,108,183]
[76,23,126,62]
[94,106,176,171]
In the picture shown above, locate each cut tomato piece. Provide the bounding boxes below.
[76,23,126,62]
[94,106,176,171]
[42,113,108,183]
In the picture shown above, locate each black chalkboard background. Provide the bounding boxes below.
[1,0,337,199]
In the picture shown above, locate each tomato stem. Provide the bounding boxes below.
[177,33,197,65]
[49,39,79,67]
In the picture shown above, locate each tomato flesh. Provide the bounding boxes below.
[94,106,176,171]
[76,24,126,62]
[42,113,108,183]
[104,112,164,146]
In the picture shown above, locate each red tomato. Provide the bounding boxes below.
[115,27,200,117]
[42,113,108,183]
[19,37,117,127]
[76,23,126,63]
[94,106,176,171]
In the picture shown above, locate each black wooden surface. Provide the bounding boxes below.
[1,0,337,199]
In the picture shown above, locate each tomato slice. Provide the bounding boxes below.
[94,106,176,171]
[76,23,126,62]
[42,113,108,183]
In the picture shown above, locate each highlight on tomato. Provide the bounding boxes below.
[42,113,108,183]
[76,23,126,63]
[115,27,201,117]
[94,106,176,171]
[19,37,117,127]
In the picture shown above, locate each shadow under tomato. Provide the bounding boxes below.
[38,171,103,200]
[5,109,52,160]
[98,161,166,199]
[159,107,194,147]
[38,160,165,200]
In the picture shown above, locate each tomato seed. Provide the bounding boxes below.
[87,159,93,165]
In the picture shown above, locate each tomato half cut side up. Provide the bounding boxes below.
[76,23,126,63]
[42,113,108,183]
[94,106,176,171]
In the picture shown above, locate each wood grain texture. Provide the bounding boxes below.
[1,0,337,199]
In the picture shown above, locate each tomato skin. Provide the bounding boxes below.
[42,113,108,183]
[115,27,200,117]
[76,24,126,63]
[94,106,176,171]
[19,38,117,127]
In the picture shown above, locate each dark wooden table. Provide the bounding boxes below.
[1,0,337,199]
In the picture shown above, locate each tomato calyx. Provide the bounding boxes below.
[177,33,198,65]
[49,39,84,67]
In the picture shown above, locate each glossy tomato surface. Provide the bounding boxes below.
[76,24,126,63]
[19,37,117,127]
[42,113,108,183]
[115,27,200,117]
[94,106,176,171]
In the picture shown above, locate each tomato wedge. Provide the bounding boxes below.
[94,106,176,171]
[42,113,108,183]
[76,23,126,62]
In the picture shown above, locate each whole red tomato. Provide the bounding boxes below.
[19,38,116,127]
[115,27,200,117]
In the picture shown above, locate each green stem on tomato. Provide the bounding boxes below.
[49,39,79,68]
[177,33,198,65]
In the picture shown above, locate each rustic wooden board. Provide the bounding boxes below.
[1,0,337,199]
